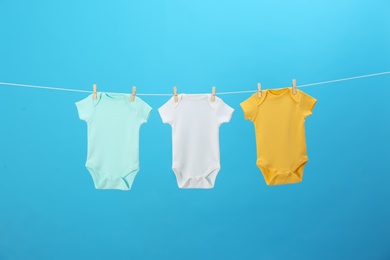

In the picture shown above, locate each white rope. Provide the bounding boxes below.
[217,71,390,95]
[297,71,390,88]
[0,82,91,93]
[1,71,389,96]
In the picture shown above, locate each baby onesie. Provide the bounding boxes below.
[158,94,234,189]
[240,88,316,185]
[76,93,152,190]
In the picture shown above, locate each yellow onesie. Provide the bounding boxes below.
[240,87,316,185]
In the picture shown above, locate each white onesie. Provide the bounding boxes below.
[158,94,234,189]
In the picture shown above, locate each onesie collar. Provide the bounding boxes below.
[255,87,299,106]
[175,94,216,110]
[95,92,133,108]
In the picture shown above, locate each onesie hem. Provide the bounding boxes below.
[172,163,221,189]
[85,163,140,190]
[256,156,309,186]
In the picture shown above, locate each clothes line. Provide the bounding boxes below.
[0,71,389,96]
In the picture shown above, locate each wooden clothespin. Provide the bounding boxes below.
[211,86,216,102]
[173,86,178,102]
[93,84,97,99]
[292,79,297,95]
[257,83,262,98]
[131,86,136,102]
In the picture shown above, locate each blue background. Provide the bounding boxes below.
[1,1,390,259]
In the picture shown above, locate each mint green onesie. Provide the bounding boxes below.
[76,93,152,190]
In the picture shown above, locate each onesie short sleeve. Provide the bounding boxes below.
[75,94,94,122]
[136,97,152,124]
[216,98,234,124]
[158,97,174,125]
[299,90,317,118]
[240,94,258,121]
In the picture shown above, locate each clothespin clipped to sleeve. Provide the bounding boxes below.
[173,86,178,102]
[93,84,97,100]
[131,86,136,102]
[292,79,297,95]
[257,83,262,98]
[211,86,216,102]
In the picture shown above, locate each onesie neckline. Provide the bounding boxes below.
[96,93,133,108]
[182,93,210,100]
[266,87,291,99]
[179,94,215,110]
[253,87,299,107]
[102,93,127,101]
